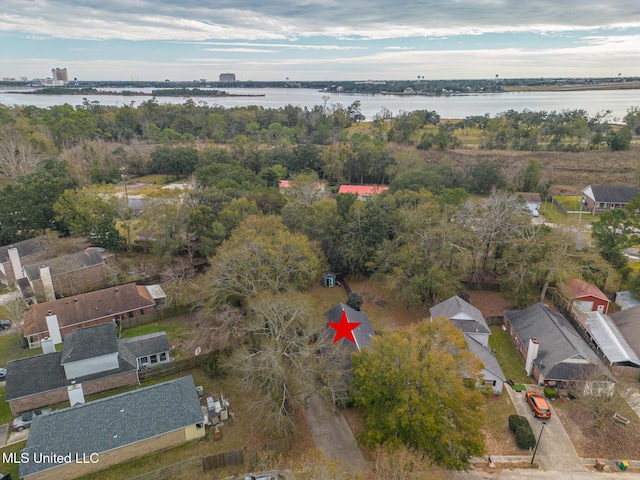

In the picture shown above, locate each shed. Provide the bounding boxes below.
[321,272,337,288]
[563,278,610,315]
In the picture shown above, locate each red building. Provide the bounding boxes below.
[563,278,610,315]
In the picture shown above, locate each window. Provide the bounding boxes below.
[150,354,158,364]
[159,352,167,362]
[138,357,148,368]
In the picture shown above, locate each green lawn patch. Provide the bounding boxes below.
[489,326,530,384]
[0,386,14,425]
[553,195,582,211]
[0,333,41,364]
[0,440,27,478]
[511,384,527,392]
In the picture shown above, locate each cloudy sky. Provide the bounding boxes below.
[2,0,640,81]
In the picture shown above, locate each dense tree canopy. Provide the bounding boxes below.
[352,319,486,470]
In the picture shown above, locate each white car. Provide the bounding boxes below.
[531,209,540,217]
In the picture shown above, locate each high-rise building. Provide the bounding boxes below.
[52,68,69,84]
[219,73,236,82]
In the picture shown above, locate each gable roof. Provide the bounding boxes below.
[20,376,203,478]
[119,332,170,363]
[0,236,50,264]
[61,323,118,365]
[564,279,609,303]
[579,311,640,367]
[324,303,375,351]
[610,305,640,356]
[504,302,609,382]
[516,192,542,203]
[4,350,136,402]
[429,295,490,335]
[582,185,639,204]
[464,334,505,381]
[23,283,155,337]
[338,185,389,196]
[23,249,104,281]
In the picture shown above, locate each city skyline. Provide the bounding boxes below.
[1,1,639,81]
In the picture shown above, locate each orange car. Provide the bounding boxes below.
[526,391,551,419]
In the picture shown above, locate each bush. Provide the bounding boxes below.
[544,387,558,399]
[508,414,529,433]
[515,424,536,450]
[346,292,363,311]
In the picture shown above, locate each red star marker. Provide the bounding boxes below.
[327,310,361,344]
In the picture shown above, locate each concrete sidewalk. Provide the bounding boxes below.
[304,392,368,474]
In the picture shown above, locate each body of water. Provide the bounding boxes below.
[2,87,640,121]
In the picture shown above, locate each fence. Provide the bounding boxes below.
[551,197,569,216]
[120,304,194,329]
[138,350,218,382]
[202,449,244,472]
[128,456,203,480]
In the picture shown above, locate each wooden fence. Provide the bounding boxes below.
[138,350,217,382]
[202,449,244,471]
[551,197,568,216]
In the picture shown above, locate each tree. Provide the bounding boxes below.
[226,292,348,437]
[149,145,199,178]
[89,216,125,251]
[202,215,321,306]
[352,319,486,470]
[346,292,363,311]
[607,127,632,151]
[54,185,123,237]
[591,208,630,269]
[468,160,506,194]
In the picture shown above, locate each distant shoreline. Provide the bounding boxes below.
[18,88,266,98]
[502,82,640,92]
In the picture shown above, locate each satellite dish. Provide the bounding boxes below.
[195,347,201,356]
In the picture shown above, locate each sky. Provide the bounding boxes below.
[1,0,640,82]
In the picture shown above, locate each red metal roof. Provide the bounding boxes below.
[338,185,389,195]
[566,278,609,303]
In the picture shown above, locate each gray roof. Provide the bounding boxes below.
[464,334,505,381]
[0,236,50,264]
[615,291,640,310]
[119,332,170,363]
[20,376,203,477]
[504,303,610,382]
[611,306,640,356]
[581,311,640,367]
[4,351,136,402]
[429,296,490,335]
[23,249,104,281]
[61,323,118,365]
[324,303,375,352]
[585,185,639,204]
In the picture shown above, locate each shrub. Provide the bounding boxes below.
[515,424,536,450]
[544,387,558,399]
[508,414,529,433]
[346,292,363,311]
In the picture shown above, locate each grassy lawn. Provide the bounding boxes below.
[488,326,530,385]
[0,386,13,425]
[0,440,27,478]
[483,389,519,455]
[0,333,40,364]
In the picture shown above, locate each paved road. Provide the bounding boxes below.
[505,385,586,471]
[304,392,368,474]
[452,468,640,479]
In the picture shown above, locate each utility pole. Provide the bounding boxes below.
[530,421,547,465]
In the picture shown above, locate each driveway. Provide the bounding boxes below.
[304,392,368,474]
[506,386,586,471]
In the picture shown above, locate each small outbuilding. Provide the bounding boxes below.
[321,272,337,288]
[562,278,610,315]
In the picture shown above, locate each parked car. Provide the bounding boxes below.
[531,209,540,217]
[11,409,53,432]
[526,391,551,419]
[0,368,6,381]
[0,320,11,330]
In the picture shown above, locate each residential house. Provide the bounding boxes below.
[324,303,375,353]
[22,283,161,348]
[562,278,610,315]
[430,295,504,394]
[19,249,107,304]
[503,302,612,386]
[516,192,542,214]
[429,295,491,347]
[581,185,639,215]
[4,322,171,415]
[0,236,50,288]
[19,376,205,480]
[338,185,389,200]
[611,306,640,375]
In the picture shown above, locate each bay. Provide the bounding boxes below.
[1,87,640,121]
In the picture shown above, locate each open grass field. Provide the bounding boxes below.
[0,440,27,478]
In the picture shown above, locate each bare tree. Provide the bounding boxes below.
[0,125,43,182]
